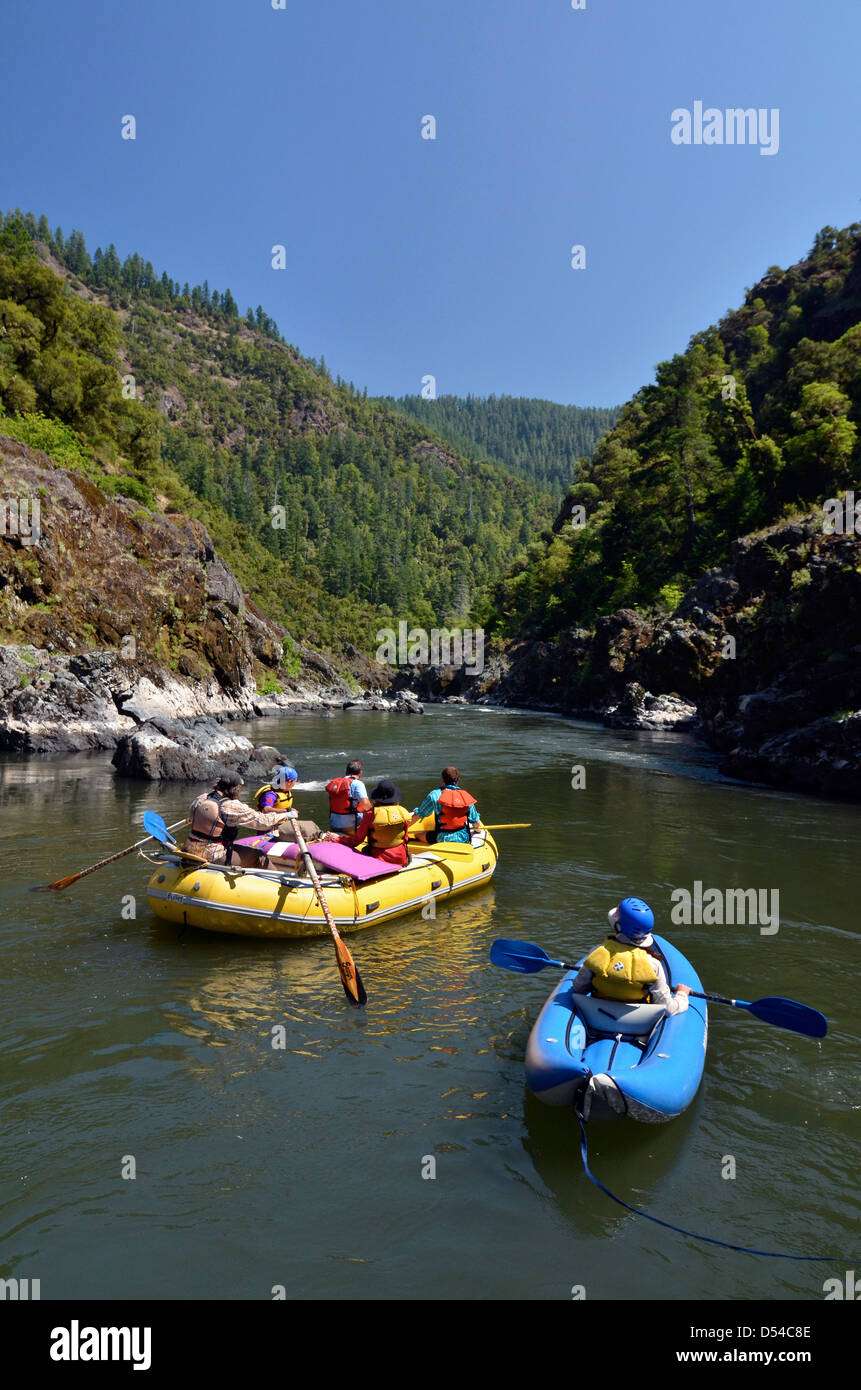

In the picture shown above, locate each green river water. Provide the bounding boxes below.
[2,706,859,1301]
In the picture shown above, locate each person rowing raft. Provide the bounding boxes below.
[408,765,483,845]
[186,774,294,867]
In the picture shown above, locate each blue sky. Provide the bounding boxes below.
[3,0,860,407]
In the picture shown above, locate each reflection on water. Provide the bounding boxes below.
[2,706,860,1299]
[170,890,498,1057]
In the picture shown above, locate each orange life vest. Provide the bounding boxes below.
[437,786,477,832]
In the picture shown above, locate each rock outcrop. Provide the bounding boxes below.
[0,438,372,753]
[391,513,861,799]
[111,716,286,782]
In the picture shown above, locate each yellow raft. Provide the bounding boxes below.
[146,833,499,939]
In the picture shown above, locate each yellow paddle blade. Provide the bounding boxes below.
[332,931,367,1006]
[483,823,530,829]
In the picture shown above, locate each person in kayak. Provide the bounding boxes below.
[571,898,692,1015]
[325,759,371,834]
[254,764,319,840]
[186,774,294,866]
[324,778,412,867]
[408,766,484,845]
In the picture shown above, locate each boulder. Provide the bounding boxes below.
[604,683,698,731]
[394,696,424,714]
[111,716,286,782]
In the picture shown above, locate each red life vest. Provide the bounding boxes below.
[437,787,477,832]
[327,776,358,815]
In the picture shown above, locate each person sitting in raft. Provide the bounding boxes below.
[186,774,293,867]
[408,765,483,845]
[323,778,412,868]
[570,897,691,1015]
[254,764,319,840]
[325,759,371,835]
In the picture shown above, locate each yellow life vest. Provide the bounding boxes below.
[254,783,293,812]
[368,804,411,849]
[584,937,658,1002]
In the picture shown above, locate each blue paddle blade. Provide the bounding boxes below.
[143,810,172,845]
[490,939,558,974]
[746,996,828,1038]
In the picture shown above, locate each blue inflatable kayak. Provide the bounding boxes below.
[524,934,707,1122]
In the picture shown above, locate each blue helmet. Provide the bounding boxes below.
[613,897,655,941]
[271,765,299,790]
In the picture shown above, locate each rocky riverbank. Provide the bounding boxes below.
[390,514,861,801]
[0,436,424,766]
[0,640,423,775]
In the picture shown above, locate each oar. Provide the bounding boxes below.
[408,825,519,858]
[687,990,828,1038]
[490,938,828,1039]
[141,810,209,865]
[291,819,367,1009]
[34,816,190,890]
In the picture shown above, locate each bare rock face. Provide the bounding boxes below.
[0,438,370,753]
[719,713,861,799]
[111,716,287,782]
[0,645,136,752]
[402,512,860,800]
[603,683,698,731]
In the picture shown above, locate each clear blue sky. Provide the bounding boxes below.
[3,0,860,408]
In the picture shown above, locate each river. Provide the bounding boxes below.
[2,706,859,1300]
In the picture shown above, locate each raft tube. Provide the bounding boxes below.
[524,934,707,1123]
[146,833,498,938]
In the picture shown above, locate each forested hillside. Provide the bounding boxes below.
[0,210,555,653]
[487,224,861,639]
[381,393,619,493]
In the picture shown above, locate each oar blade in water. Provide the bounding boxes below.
[747,995,828,1038]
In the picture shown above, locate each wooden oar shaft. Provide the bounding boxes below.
[294,826,337,932]
[291,821,365,1006]
[41,819,188,890]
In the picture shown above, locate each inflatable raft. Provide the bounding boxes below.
[146,831,498,939]
[524,934,707,1123]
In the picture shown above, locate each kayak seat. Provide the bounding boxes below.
[574,994,666,1037]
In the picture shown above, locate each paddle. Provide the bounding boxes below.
[34,817,190,890]
[490,938,828,1039]
[407,824,523,858]
[291,819,367,1009]
[141,811,209,865]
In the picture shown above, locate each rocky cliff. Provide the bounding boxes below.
[393,511,861,799]
[0,436,382,753]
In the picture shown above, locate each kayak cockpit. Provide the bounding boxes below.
[573,995,667,1038]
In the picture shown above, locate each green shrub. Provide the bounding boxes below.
[657,582,686,612]
[0,409,92,470]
